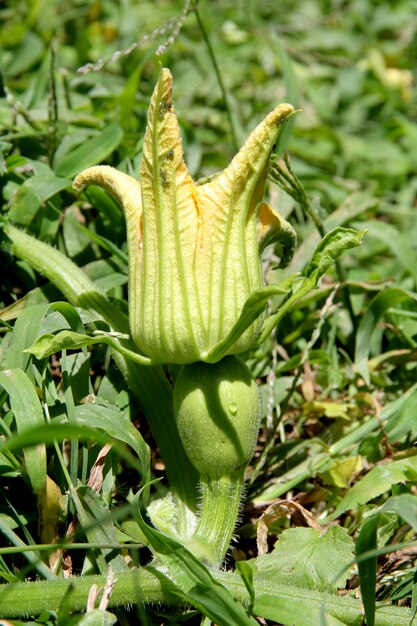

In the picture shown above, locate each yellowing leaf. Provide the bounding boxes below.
[304,400,354,421]
[321,456,362,488]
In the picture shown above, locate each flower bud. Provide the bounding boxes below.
[74,69,296,364]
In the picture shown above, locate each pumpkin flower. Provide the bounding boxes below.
[73,68,296,364]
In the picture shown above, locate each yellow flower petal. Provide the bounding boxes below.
[73,69,296,364]
[137,68,205,361]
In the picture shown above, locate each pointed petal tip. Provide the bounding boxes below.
[157,67,173,96]
[160,67,172,81]
[268,102,295,125]
[73,165,117,193]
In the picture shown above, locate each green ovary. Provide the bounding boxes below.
[173,356,260,480]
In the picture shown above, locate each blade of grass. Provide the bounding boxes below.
[0,368,46,495]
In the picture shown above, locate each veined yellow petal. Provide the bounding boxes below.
[73,165,143,344]
[194,103,294,350]
[137,68,205,361]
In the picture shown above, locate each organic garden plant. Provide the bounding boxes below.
[1,2,417,625]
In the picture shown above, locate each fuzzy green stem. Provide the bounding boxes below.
[194,471,245,566]
[0,566,411,624]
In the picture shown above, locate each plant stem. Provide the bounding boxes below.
[0,566,411,625]
[194,471,245,566]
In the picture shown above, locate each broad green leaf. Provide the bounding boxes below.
[5,32,44,76]
[334,456,417,517]
[55,124,124,178]
[355,287,417,384]
[134,502,258,626]
[0,368,46,495]
[304,400,353,421]
[255,526,354,593]
[76,610,117,626]
[259,227,365,342]
[320,456,362,489]
[26,330,108,358]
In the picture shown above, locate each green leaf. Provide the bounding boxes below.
[334,456,417,517]
[76,610,117,626]
[354,495,417,626]
[1,302,50,372]
[55,124,124,178]
[379,493,417,532]
[252,591,352,626]
[5,32,44,76]
[9,175,72,226]
[259,227,366,342]
[356,515,378,626]
[0,422,124,456]
[206,284,288,362]
[134,501,258,626]
[355,287,417,384]
[288,193,377,275]
[235,560,256,617]
[255,526,354,593]
[0,368,46,495]
[75,485,128,575]
[74,402,151,495]
[25,329,153,366]
[25,330,104,358]
[48,302,85,335]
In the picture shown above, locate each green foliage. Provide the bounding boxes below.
[255,525,355,593]
[1,0,417,623]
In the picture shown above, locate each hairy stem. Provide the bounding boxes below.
[195,471,245,566]
[0,566,411,624]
